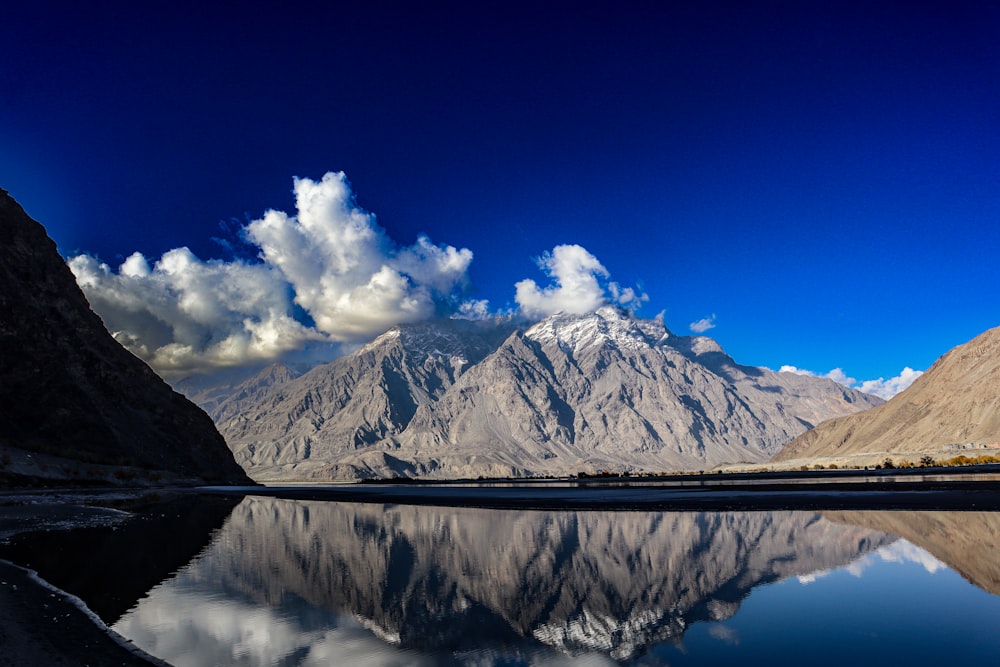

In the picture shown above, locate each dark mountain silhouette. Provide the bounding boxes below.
[0,188,250,485]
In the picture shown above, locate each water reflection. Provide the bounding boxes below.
[0,493,240,622]
[113,499,901,664]
[823,510,1000,595]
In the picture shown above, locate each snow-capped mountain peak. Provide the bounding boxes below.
[525,306,661,355]
[208,308,883,481]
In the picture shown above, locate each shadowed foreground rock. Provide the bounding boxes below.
[0,188,250,485]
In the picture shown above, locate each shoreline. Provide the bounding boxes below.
[0,559,164,666]
[0,488,211,667]
[207,470,1000,511]
[2,473,999,665]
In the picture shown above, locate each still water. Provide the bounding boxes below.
[6,495,1000,666]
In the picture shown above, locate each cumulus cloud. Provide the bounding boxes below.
[69,172,474,376]
[69,249,324,374]
[689,314,717,333]
[113,583,446,667]
[870,539,945,573]
[245,172,472,338]
[857,367,923,400]
[453,299,492,320]
[514,244,647,318]
[778,364,922,400]
[607,282,649,309]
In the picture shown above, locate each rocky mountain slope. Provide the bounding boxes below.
[773,325,1000,466]
[208,307,881,480]
[175,362,304,425]
[213,318,517,478]
[0,188,250,485]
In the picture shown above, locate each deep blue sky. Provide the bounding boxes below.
[2,1,999,385]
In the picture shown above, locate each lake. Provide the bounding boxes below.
[2,491,999,666]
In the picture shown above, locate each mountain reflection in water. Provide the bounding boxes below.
[110,498,911,665]
[823,510,1000,595]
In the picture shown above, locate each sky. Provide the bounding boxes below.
[2,1,999,396]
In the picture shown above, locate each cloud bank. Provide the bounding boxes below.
[69,172,474,375]
[67,169,920,398]
[70,249,323,373]
[779,364,922,400]
[514,244,648,318]
[69,173,650,377]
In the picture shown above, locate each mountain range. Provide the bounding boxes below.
[191,307,882,480]
[16,179,993,484]
[774,325,1000,467]
[0,188,249,485]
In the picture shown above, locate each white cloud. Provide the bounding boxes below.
[515,245,608,318]
[689,314,717,333]
[778,364,922,400]
[873,539,946,573]
[113,583,444,667]
[857,367,923,400]
[69,249,326,374]
[607,282,649,309]
[514,244,647,318]
[120,251,151,277]
[453,299,492,320]
[823,367,858,387]
[69,172,474,376]
[393,234,473,294]
[245,172,472,338]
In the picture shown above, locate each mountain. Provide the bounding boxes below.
[113,498,895,663]
[214,318,518,478]
[773,326,1000,467]
[0,188,250,485]
[209,306,881,480]
[174,362,304,423]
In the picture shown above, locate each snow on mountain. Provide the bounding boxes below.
[525,305,659,354]
[198,307,882,481]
